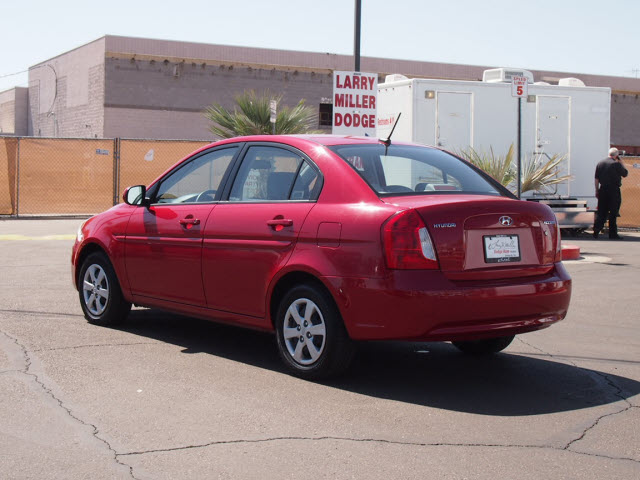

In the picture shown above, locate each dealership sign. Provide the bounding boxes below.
[332,71,377,136]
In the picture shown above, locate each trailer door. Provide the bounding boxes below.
[536,96,570,196]
[436,92,472,150]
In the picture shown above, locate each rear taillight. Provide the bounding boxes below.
[554,218,563,262]
[382,209,439,270]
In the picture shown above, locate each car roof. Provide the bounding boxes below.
[210,134,419,148]
[289,134,387,146]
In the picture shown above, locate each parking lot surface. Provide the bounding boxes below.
[0,219,638,479]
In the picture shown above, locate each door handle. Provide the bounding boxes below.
[267,219,293,227]
[179,217,201,227]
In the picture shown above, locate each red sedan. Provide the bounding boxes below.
[72,135,571,379]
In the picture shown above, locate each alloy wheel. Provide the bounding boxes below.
[282,298,327,366]
[82,263,110,317]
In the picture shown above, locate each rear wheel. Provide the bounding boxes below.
[275,284,354,380]
[452,335,515,355]
[78,252,131,326]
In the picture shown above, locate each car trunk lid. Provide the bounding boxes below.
[382,195,560,279]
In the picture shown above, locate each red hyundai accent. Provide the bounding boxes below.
[72,135,571,379]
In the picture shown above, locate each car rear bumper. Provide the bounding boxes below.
[324,262,571,341]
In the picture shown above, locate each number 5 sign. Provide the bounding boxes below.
[512,75,528,98]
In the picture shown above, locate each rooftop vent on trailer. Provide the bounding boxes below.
[385,74,409,83]
[482,68,534,84]
[558,77,586,87]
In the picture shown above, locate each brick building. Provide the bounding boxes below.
[2,35,639,151]
[0,87,28,135]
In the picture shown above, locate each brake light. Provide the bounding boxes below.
[554,218,563,262]
[382,209,439,269]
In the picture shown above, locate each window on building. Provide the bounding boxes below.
[319,103,333,126]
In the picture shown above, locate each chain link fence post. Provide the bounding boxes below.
[16,137,20,217]
[113,138,121,205]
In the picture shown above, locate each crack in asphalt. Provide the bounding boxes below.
[564,403,636,455]
[516,337,636,462]
[2,325,637,479]
[0,329,139,480]
[33,342,158,353]
[0,308,84,318]
[117,435,639,464]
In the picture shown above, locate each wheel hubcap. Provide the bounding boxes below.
[82,264,109,317]
[282,298,326,366]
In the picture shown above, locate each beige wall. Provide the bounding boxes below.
[28,38,106,137]
[103,57,333,139]
[13,35,640,145]
[104,107,212,141]
[611,94,640,147]
[0,88,28,135]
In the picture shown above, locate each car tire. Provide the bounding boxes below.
[78,252,131,326]
[275,284,354,380]
[452,335,515,355]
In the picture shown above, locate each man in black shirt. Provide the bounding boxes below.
[593,147,629,239]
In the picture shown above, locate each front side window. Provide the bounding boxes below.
[155,147,237,204]
[330,144,505,196]
[229,146,320,202]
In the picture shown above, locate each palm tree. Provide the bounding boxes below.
[204,90,318,138]
[457,144,572,195]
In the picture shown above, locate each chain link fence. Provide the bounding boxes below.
[1,137,209,216]
[1,136,639,228]
[620,157,640,228]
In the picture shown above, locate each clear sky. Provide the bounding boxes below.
[1,0,638,92]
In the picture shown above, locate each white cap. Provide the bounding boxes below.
[608,147,619,157]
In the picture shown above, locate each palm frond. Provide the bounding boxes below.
[204,90,318,138]
[458,144,573,195]
[457,144,516,187]
[520,153,572,194]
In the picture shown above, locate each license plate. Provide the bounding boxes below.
[483,234,521,263]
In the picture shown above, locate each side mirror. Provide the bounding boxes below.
[123,185,149,206]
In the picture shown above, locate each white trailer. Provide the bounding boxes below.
[377,69,611,229]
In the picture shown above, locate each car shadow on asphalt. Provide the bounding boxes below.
[121,308,640,417]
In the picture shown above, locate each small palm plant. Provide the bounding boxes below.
[204,90,318,138]
[458,144,572,195]
[457,144,516,187]
[520,153,572,194]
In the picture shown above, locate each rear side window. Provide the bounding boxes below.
[229,146,321,202]
[330,144,504,196]
[291,162,321,200]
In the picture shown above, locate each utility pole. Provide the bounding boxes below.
[354,0,361,72]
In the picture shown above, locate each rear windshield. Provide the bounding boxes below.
[329,144,504,197]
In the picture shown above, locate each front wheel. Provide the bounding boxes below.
[452,335,515,355]
[78,252,131,326]
[275,284,354,380]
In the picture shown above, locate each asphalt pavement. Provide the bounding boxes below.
[0,219,638,479]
